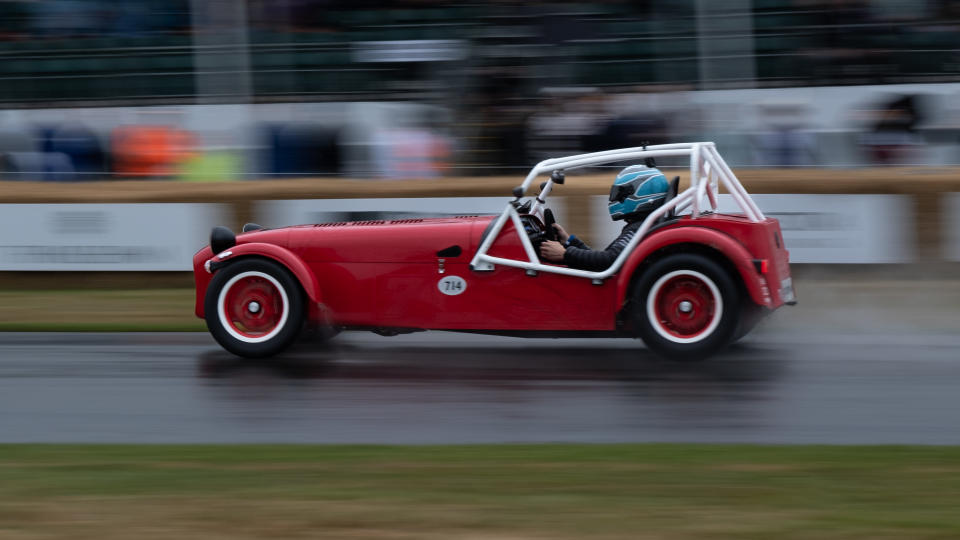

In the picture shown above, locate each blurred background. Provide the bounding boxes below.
[1,0,959,181]
[4,8,960,538]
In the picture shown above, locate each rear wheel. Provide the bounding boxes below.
[632,253,740,361]
[205,259,305,358]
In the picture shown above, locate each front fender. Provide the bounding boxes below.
[197,243,321,317]
[615,226,771,309]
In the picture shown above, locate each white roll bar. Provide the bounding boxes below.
[470,142,764,280]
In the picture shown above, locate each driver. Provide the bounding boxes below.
[540,165,670,271]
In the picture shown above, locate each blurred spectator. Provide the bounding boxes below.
[751,101,817,167]
[0,121,95,181]
[370,127,452,179]
[262,124,342,178]
[859,94,925,165]
[597,113,669,153]
[457,66,533,175]
[0,150,74,181]
[42,124,107,180]
[526,89,609,164]
[179,151,241,182]
[0,121,34,180]
[111,125,196,178]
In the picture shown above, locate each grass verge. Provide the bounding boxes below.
[0,289,203,332]
[1,444,959,539]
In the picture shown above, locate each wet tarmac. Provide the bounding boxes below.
[2,331,959,444]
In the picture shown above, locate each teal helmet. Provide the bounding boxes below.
[608,165,669,221]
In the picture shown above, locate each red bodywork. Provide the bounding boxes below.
[193,213,791,333]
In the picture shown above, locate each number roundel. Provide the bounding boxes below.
[438,275,467,296]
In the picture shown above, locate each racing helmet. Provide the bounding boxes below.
[608,165,670,221]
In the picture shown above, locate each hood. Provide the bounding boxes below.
[283,216,495,263]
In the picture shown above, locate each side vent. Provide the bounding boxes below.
[389,218,424,224]
[436,245,462,257]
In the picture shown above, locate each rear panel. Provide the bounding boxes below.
[668,214,794,307]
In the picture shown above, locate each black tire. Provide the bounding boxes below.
[632,253,741,361]
[205,258,305,358]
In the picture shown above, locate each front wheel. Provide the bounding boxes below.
[632,253,741,361]
[205,259,305,358]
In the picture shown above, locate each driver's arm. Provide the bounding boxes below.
[552,223,589,249]
[539,223,587,263]
[561,221,641,271]
[562,244,618,271]
[565,235,587,249]
[550,223,572,244]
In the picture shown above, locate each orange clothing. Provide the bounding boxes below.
[111,125,196,178]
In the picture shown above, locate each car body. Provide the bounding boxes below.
[193,142,794,360]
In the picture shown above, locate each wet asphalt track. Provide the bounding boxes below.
[2,330,960,445]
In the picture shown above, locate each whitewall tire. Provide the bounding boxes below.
[205,259,305,358]
[632,253,740,361]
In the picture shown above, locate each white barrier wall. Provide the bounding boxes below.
[0,195,918,270]
[0,204,228,271]
[591,194,914,263]
[944,193,960,261]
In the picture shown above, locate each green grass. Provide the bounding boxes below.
[2,444,960,539]
[0,289,202,332]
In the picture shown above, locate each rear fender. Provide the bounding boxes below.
[615,227,771,309]
[201,243,321,315]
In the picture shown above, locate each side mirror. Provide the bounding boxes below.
[641,140,656,168]
[512,186,524,199]
[550,170,565,184]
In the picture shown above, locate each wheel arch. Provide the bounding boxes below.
[198,243,321,318]
[616,227,771,313]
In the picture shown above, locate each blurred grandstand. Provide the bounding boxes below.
[0,0,959,180]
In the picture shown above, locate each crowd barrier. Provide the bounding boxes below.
[1,168,959,271]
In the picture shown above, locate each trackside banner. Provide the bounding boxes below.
[591,194,915,264]
[0,204,229,271]
[264,195,914,264]
[0,195,915,270]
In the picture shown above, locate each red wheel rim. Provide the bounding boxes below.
[221,273,285,340]
[651,272,718,341]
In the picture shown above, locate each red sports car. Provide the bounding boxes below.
[193,143,794,360]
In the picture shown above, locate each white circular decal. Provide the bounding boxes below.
[438,275,467,296]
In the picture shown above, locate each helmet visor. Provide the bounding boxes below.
[609,183,635,203]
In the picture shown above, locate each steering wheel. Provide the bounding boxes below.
[543,208,557,242]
